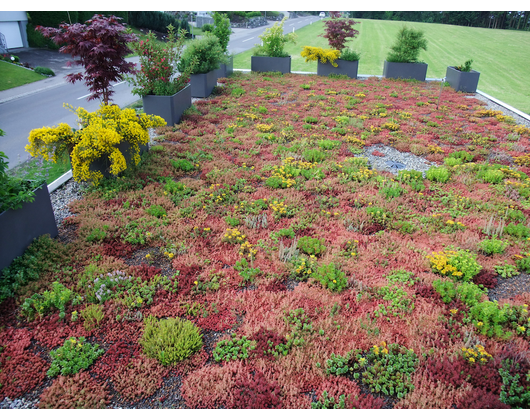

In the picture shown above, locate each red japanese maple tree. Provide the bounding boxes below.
[321,11,359,51]
[37,14,138,104]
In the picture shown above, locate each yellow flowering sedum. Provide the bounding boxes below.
[300,46,340,66]
[26,103,165,184]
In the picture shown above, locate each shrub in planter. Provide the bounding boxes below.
[253,17,296,58]
[0,151,44,213]
[26,103,165,184]
[127,25,194,125]
[251,17,296,73]
[0,151,58,272]
[178,33,225,97]
[446,59,480,93]
[320,11,360,51]
[302,13,360,79]
[178,33,224,76]
[128,25,192,97]
[386,26,427,63]
[384,26,428,81]
[213,12,233,77]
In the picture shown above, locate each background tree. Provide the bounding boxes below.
[37,14,138,104]
[321,11,359,51]
[212,12,231,54]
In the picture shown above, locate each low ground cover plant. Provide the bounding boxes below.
[1,72,530,408]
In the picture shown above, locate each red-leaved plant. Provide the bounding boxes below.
[37,14,137,104]
[321,12,359,51]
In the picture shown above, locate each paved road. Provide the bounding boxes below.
[0,15,322,168]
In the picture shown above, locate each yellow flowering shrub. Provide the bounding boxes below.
[26,123,74,163]
[26,104,165,184]
[300,46,340,66]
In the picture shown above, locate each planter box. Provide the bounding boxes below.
[218,55,234,78]
[0,183,58,271]
[142,84,191,126]
[317,59,358,79]
[383,61,428,82]
[87,141,150,180]
[190,69,218,98]
[445,66,480,93]
[251,56,291,74]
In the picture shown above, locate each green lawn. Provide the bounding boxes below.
[0,61,46,91]
[234,19,530,115]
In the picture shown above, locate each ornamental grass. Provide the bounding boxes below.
[1,72,530,408]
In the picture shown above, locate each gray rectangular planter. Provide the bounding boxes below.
[84,141,149,180]
[218,55,234,78]
[251,56,291,74]
[142,84,191,126]
[445,66,480,93]
[0,183,58,271]
[190,69,218,98]
[383,61,428,82]
[317,59,358,79]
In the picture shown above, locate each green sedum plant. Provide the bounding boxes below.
[313,262,348,293]
[478,237,508,255]
[469,301,512,339]
[298,236,326,256]
[499,359,530,408]
[140,315,203,365]
[21,281,82,321]
[426,166,450,183]
[212,333,256,362]
[494,263,520,279]
[48,337,104,377]
[350,342,418,398]
[505,222,530,239]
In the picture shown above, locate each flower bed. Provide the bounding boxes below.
[1,72,530,409]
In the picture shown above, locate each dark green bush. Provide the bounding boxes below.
[129,11,178,33]
[177,34,224,74]
[201,23,214,32]
[34,66,55,76]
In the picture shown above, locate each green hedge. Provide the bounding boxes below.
[26,11,129,48]
[129,11,179,33]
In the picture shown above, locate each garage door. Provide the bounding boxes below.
[0,22,23,49]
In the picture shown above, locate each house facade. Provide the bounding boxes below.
[0,11,29,49]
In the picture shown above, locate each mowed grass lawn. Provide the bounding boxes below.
[0,61,46,91]
[234,19,530,115]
